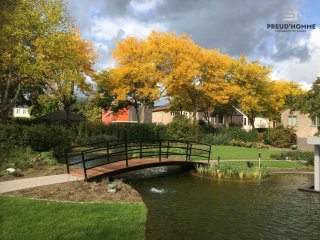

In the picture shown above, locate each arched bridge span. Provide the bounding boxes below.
[65,140,211,180]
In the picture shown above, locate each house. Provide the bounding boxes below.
[235,109,271,131]
[102,107,152,124]
[281,109,317,150]
[152,104,205,125]
[13,106,31,118]
[37,110,84,121]
[152,104,271,131]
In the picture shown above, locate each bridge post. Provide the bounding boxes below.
[64,149,70,174]
[106,141,110,163]
[140,140,142,159]
[208,145,212,164]
[81,151,87,179]
[166,140,170,158]
[125,142,129,167]
[159,140,162,162]
[185,141,189,161]
[189,143,192,161]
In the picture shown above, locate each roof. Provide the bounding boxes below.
[152,103,171,112]
[13,106,29,109]
[233,108,245,116]
[37,110,84,121]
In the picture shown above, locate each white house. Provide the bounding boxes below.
[13,106,31,118]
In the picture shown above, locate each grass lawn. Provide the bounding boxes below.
[223,160,307,169]
[210,145,288,160]
[0,195,146,240]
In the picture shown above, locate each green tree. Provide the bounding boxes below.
[30,95,62,117]
[294,76,320,120]
[0,0,72,118]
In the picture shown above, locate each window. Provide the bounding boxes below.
[243,118,247,126]
[218,115,224,124]
[288,115,297,126]
[22,109,26,115]
[312,116,320,126]
[170,111,179,117]
[214,115,224,124]
[16,109,20,114]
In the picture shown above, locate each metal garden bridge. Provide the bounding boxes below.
[65,139,211,180]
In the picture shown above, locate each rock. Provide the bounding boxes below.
[5,168,16,173]
[108,183,118,193]
[108,183,118,189]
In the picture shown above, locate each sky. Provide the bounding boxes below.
[66,0,320,90]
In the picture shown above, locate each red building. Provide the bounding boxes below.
[102,107,152,124]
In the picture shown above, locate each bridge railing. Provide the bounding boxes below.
[65,139,211,179]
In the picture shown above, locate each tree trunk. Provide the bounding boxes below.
[192,103,197,123]
[224,115,230,128]
[248,116,255,131]
[133,104,140,123]
[140,104,146,124]
[204,111,210,124]
[0,79,21,117]
[64,104,71,124]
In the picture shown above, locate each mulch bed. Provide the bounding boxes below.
[3,179,143,203]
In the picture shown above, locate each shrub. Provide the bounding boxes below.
[1,147,57,171]
[229,139,269,149]
[201,133,230,145]
[23,124,72,155]
[102,122,168,140]
[166,116,192,140]
[270,150,314,165]
[217,128,259,142]
[200,128,259,146]
[0,122,24,147]
[0,122,72,156]
[74,134,118,144]
[263,126,296,148]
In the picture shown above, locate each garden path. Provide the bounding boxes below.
[0,174,83,193]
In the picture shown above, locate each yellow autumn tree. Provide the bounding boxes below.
[232,55,272,128]
[197,49,241,124]
[110,36,166,123]
[147,32,238,122]
[108,31,244,123]
[263,80,304,123]
[36,29,96,121]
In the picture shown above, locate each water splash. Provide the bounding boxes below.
[150,187,166,194]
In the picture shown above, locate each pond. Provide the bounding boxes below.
[128,168,320,240]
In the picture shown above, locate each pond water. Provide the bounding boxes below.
[128,168,320,240]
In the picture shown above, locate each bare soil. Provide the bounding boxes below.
[3,179,143,203]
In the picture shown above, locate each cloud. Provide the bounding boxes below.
[268,27,320,84]
[65,0,319,84]
[90,16,167,42]
[128,0,163,14]
[299,81,312,90]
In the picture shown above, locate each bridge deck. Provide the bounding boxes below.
[69,157,204,180]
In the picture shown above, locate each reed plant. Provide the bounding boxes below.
[196,163,270,180]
